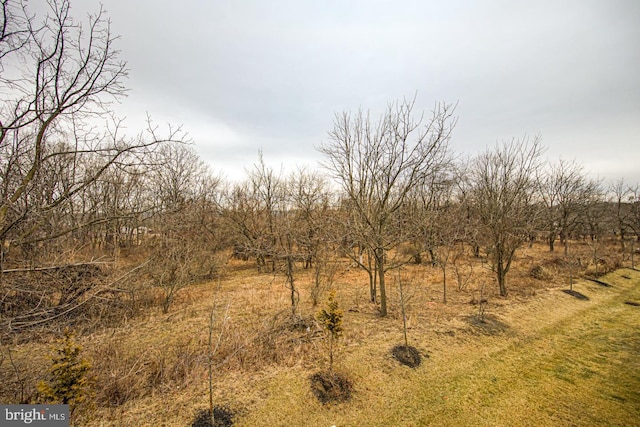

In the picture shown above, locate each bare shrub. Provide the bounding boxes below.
[93,344,148,406]
[218,311,321,372]
[144,232,226,313]
[541,256,568,268]
[453,250,474,291]
[397,243,422,264]
[585,258,615,277]
[147,340,203,390]
[310,258,339,306]
[0,263,152,340]
[529,265,551,281]
[0,344,46,404]
[91,337,205,407]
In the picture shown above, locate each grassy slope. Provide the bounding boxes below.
[236,268,640,427]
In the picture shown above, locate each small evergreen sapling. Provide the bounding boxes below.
[311,290,353,403]
[316,289,343,371]
[37,329,93,416]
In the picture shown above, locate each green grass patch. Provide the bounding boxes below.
[236,269,640,426]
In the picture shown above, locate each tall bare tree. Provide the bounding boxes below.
[576,181,607,274]
[0,0,186,331]
[0,0,184,271]
[537,159,594,256]
[288,168,337,305]
[471,136,544,296]
[229,152,285,273]
[220,155,309,317]
[319,98,456,316]
[627,184,640,268]
[608,178,633,251]
[629,184,640,243]
[145,143,222,313]
[0,0,30,62]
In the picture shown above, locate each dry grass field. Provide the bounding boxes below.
[1,241,639,426]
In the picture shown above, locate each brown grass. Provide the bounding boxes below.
[1,240,639,426]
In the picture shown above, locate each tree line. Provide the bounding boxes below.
[2,0,639,331]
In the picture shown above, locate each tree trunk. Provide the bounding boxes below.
[442,266,447,304]
[368,269,377,303]
[375,248,387,316]
[428,249,437,266]
[285,255,298,317]
[399,273,408,347]
[496,250,507,296]
[497,268,507,296]
[329,335,334,372]
[0,238,5,279]
[366,248,377,303]
[473,244,480,258]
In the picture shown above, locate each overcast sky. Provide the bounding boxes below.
[64,0,639,184]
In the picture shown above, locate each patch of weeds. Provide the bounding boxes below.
[190,406,234,427]
[310,370,353,404]
[391,344,423,368]
[288,315,316,332]
[529,265,551,281]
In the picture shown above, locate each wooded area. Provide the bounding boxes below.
[2,3,640,425]
[1,0,639,338]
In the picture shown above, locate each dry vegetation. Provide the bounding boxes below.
[2,239,638,426]
[2,2,640,425]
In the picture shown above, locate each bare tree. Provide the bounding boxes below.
[0,0,30,62]
[576,182,607,275]
[608,178,633,252]
[319,97,455,316]
[333,200,379,304]
[150,143,210,211]
[0,0,190,333]
[243,152,284,273]
[537,159,595,256]
[0,0,185,271]
[628,184,640,268]
[471,136,544,296]
[288,168,337,305]
[145,143,222,313]
[431,201,466,303]
[629,184,640,241]
[451,157,483,261]
[222,154,307,317]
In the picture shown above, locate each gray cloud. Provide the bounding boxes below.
[65,0,640,183]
